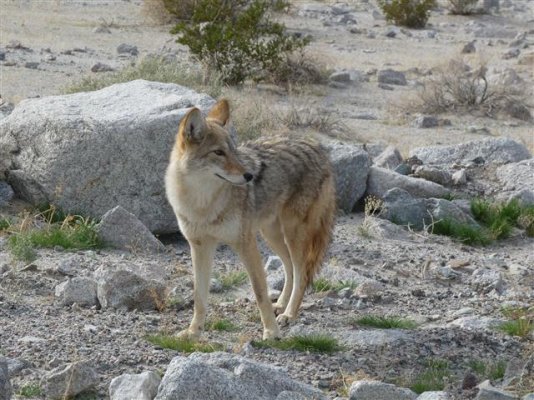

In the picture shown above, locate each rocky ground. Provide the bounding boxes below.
[0,0,533,399]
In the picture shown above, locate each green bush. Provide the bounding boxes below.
[377,0,436,28]
[171,0,309,85]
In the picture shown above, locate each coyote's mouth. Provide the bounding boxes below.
[215,173,248,186]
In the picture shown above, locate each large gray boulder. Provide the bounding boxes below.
[410,138,531,166]
[0,80,215,233]
[0,357,12,400]
[366,166,449,199]
[496,158,534,192]
[155,352,326,400]
[326,142,371,213]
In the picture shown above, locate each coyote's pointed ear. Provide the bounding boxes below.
[179,107,205,143]
[207,99,230,126]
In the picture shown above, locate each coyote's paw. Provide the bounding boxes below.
[263,326,281,340]
[176,328,200,341]
[272,303,286,316]
[276,313,295,327]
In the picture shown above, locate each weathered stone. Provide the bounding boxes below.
[462,41,476,54]
[109,371,161,400]
[116,43,138,56]
[97,268,167,311]
[0,357,12,400]
[329,71,351,83]
[413,115,439,129]
[452,169,467,185]
[367,167,449,199]
[349,380,417,400]
[470,268,504,294]
[43,361,98,400]
[96,206,165,253]
[326,142,371,213]
[448,316,503,332]
[475,380,517,400]
[427,198,480,228]
[354,280,385,298]
[0,80,215,233]
[0,181,14,206]
[373,146,402,170]
[410,138,531,166]
[155,352,326,400]
[380,188,429,230]
[55,277,99,307]
[496,159,534,193]
[414,166,452,186]
[377,69,407,86]
[417,392,451,400]
[91,62,114,72]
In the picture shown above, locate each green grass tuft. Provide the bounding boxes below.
[312,277,357,293]
[252,334,341,354]
[471,198,522,240]
[17,384,42,397]
[219,271,248,290]
[467,359,506,381]
[410,359,451,394]
[352,315,418,330]
[0,217,10,231]
[432,218,492,246]
[498,307,533,338]
[206,318,238,331]
[146,334,224,353]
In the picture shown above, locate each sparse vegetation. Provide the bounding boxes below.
[357,196,384,238]
[65,56,223,98]
[6,207,102,262]
[467,359,506,381]
[171,0,309,85]
[206,318,238,331]
[280,105,346,136]
[146,334,224,352]
[447,0,478,15]
[416,60,531,120]
[219,270,248,290]
[377,0,436,29]
[352,315,418,330]
[498,307,534,338]
[17,384,42,397]
[252,334,341,354]
[0,217,10,231]
[431,218,492,246]
[409,359,452,394]
[312,277,357,293]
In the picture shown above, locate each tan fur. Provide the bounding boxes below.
[165,100,336,340]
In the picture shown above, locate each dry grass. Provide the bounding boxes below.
[447,0,479,15]
[279,103,347,137]
[266,51,328,88]
[412,59,531,121]
[141,0,199,25]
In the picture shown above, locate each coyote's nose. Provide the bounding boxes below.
[243,172,253,182]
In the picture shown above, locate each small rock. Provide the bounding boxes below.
[0,182,14,205]
[349,380,417,400]
[0,49,5,61]
[209,278,223,293]
[265,255,283,271]
[55,277,99,307]
[462,41,476,54]
[385,27,398,37]
[414,166,452,185]
[109,371,161,400]
[377,69,407,86]
[417,392,451,400]
[329,71,351,83]
[91,62,114,72]
[413,115,439,129]
[43,361,98,400]
[502,48,520,59]
[93,26,112,34]
[462,372,478,390]
[394,163,412,175]
[117,43,139,56]
[373,146,403,170]
[354,280,385,299]
[471,268,504,294]
[452,169,467,185]
[96,206,165,253]
[475,380,517,400]
[24,61,39,69]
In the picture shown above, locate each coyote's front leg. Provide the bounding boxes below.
[235,238,281,340]
[177,238,217,340]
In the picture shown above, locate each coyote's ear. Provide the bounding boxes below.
[207,99,230,126]
[179,107,205,143]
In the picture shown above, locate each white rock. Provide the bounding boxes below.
[109,371,161,400]
[349,380,417,400]
[43,361,98,400]
[55,277,99,307]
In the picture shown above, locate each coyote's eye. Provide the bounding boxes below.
[213,150,225,156]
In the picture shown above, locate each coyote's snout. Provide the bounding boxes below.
[165,99,336,340]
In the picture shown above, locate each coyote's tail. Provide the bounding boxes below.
[302,174,336,288]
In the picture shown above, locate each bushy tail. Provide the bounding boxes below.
[302,175,336,288]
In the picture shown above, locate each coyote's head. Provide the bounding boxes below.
[173,100,253,186]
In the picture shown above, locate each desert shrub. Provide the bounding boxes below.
[266,52,327,87]
[416,60,530,120]
[171,0,309,85]
[141,0,198,24]
[377,0,436,29]
[447,0,478,15]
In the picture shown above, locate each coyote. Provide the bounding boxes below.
[165,100,336,340]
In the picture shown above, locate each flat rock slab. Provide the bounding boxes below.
[42,361,98,400]
[410,138,531,166]
[109,371,161,400]
[0,79,215,233]
[350,380,417,400]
